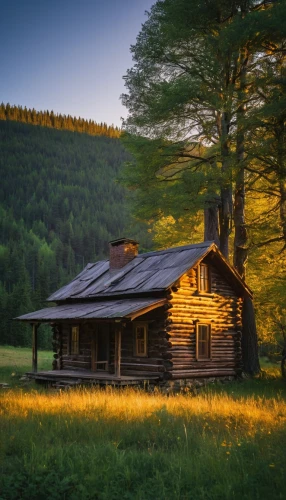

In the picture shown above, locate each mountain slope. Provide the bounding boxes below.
[0,120,135,347]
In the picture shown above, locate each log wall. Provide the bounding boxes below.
[164,259,243,379]
[58,323,95,371]
[120,307,167,378]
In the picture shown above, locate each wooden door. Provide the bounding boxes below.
[91,324,109,371]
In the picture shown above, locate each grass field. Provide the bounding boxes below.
[0,347,285,499]
[0,346,53,385]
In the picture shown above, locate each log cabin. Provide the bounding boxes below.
[16,238,252,387]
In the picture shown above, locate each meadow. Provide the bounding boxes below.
[0,348,285,500]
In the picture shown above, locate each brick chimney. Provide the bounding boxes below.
[109,238,139,270]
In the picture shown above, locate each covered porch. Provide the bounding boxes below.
[16,297,166,385]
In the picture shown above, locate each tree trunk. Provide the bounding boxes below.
[219,186,232,259]
[281,346,286,379]
[241,296,260,376]
[219,112,232,259]
[234,43,260,375]
[277,113,286,246]
[234,44,248,279]
[279,179,286,246]
[234,170,248,279]
[204,202,220,245]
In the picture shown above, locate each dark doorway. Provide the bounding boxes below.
[92,324,109,371]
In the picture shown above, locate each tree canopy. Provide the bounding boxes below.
[121,0,286,373]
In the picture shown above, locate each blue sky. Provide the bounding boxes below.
[0,0,154,127]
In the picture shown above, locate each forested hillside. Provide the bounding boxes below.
[0,120,147,348]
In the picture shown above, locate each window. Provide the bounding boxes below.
[70,325,79,355]
[196,323,211,360]
[198,263,211,292]
[134,323,148,357]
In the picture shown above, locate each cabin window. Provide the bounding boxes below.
[70,325,80,355]
[198,263,211,292]
[196,323,211,360]
[134,323,148,357]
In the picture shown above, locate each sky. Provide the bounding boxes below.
[0,0,155,127]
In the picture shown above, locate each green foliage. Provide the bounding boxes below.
[120,0,286,353]
[0,120,145,348]
[120,133,211,247]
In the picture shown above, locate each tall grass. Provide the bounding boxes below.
[1,376,285,500]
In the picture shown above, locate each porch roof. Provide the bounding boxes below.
[15,297,167,322]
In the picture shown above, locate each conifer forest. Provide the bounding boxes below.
[0,114,147,348]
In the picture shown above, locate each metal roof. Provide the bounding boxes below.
[16,298,166,322]
[46,241,252,303]
[47,241,215,302]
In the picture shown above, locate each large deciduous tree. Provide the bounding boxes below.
[121,0,285,375]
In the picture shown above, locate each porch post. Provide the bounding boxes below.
[114,324,121,378]
[32,323,39,373]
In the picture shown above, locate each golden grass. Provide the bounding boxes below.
[1,386,285,433]
[1,379,286,499]
[0,347,285,499]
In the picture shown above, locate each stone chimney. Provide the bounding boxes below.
[109,238,139,270]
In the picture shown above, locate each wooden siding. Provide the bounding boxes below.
[120,308,167,378]
[163,260,243,379]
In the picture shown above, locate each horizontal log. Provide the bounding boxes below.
[168,342,195,347]
[211,358,238,363]
[169,334,195,339]
[62,355,91,362]
[174,289,216,297]
[120,363,165,372]
[170,362,237,370]
[62,361,91,369]
[214,333,239,338]
[167,328,195,334]
[169,311,237,320]
[170,361,237,369]
[169,347,194,352]
[212,345,236,349]
[121,357,163,364]
[166,323,195,330]
[170,308,235,317]
[169,349,195,353]
[121,370,163,378]
[212,342,235,346]
[170,296,234,305]
[212,351,236,356]
[169,355,196,361]
[169,314,235,323]
[165,369,236,380]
